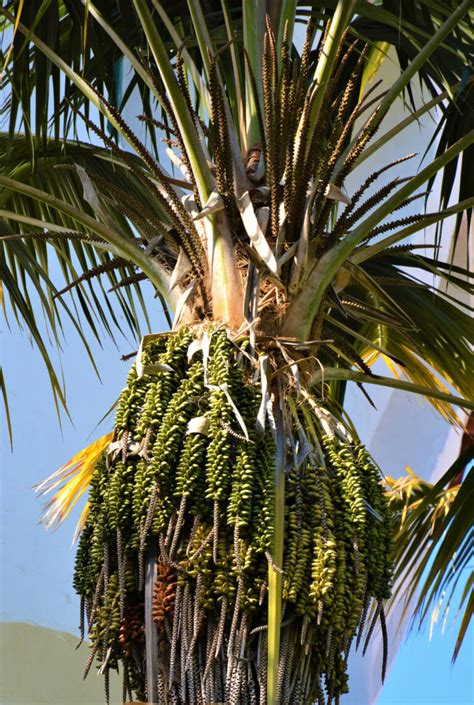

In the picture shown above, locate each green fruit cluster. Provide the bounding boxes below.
[73,326,393,705]
[277,432,392,702]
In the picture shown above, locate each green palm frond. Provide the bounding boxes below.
[0,131,179,298]
[0,130,180,415]
[325,247,474,422]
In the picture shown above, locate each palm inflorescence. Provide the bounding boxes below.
[73,327,393,704]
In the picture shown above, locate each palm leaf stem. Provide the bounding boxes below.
[300,0,357,162]
[133,0,214,203]
[310,368,474,410]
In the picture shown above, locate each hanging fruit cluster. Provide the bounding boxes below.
[73,327,393,705]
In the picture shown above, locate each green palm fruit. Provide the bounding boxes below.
[250,429,276,554]
[147,359,205,533]
[135,330,194,441]
[74,326,394,705]
[205,331,241,505]
[175,427,208,501]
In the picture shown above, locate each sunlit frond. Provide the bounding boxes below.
[35,432,113,532]
[386,448,474,662]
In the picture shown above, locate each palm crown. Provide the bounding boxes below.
[1,2,473,704]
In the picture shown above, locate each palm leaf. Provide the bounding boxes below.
[35,432,114,536]
[387,447,474,662]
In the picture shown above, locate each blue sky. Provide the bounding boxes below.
[379,619,473,705]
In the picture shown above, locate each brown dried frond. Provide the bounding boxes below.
[349,155,415,214]
[317,340,360,384]
[337,106,383,185]
[262,30,274,152]
[357,79,384,111]
[312,18,332,81]
[286,93,313,237]
[86,172,175,248]
[317,171,408,247]
[310,48,371,240]
[174,49,203,209]
[340,296,413,329]
[391,190,431,213]
[137,51,202,209]
[262,30,281,241]
[152,563,177,631]
[326,25,351,78]
[209,56,235,208]
[265,14,278,90]
[67,106,172,215]
[160,137,180,149]
[323,44,370,175]
[384,243,428,255]
[87,83,169,186]
[283,128,294,219]
[84,169,174,235]
[70,102,204,275]
[353,87,389,122]
[331,85,387,199]
[333,44,369,126]
[87,173,145,219]
[279,23,293,170]
[113,203,160,242]
[309,96,348,225]
[342,176,412,230]
[176,46,196,127]
[292,18,317,129]
[289,102,332,247]
[332,154,417,238]
[325,328,375,377]
[327,39,360,103]
[282,62,302,220]
[305,106,331,187]
[87,83,202,251]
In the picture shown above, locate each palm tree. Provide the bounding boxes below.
[1,2,473,704]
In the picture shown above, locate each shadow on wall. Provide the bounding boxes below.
[0,622,120,704]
